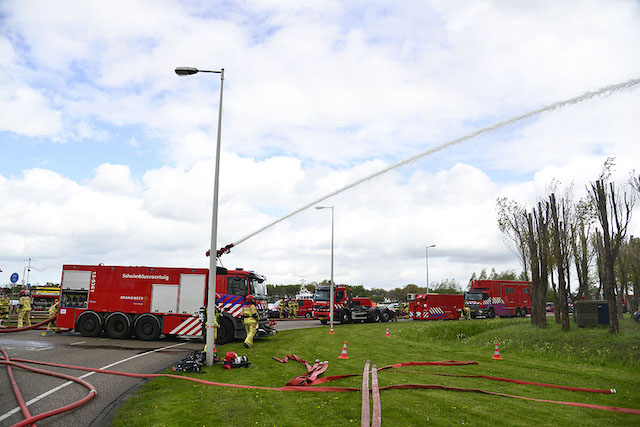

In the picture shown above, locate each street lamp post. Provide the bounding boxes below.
[315,206,334,330]
[176,66,224,367]
[426,244,435,293]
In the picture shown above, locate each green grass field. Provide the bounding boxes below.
[113,316,640,426]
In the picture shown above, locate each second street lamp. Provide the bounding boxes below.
[175,66,224,367]
[426,244,435,293]
[315,205,335,330]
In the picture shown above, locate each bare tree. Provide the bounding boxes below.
[549,193,571,331]
[589,180,634,334]
[571,197,596,300]
[628,236,640,314]
[496,197,530,281]
[526,202,550,328]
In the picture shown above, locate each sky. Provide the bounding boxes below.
[1,0,639,291]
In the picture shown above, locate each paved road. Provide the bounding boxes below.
[0,319,330,426]
[0,329,204,426]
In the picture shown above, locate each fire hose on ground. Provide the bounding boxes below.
[0,315,58,333]
[1,350,639,427]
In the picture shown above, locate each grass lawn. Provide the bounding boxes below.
[113,315,640,426]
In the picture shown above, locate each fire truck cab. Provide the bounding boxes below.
[312,284,393,324]
[57,264,275,343]
[465,280,531,318]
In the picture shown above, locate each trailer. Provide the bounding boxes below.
[411,293,464,320]
[465,280,531,318]
[56,264,276,343]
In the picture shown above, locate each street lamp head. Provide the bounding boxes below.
[315,206,325,210]
[175,67,199,76]
[427,244,436,248]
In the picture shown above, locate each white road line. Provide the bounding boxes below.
[69,341,86,345]
[34,347,54,352]
[0,342,188,423]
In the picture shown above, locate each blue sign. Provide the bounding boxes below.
[10,273,19,283]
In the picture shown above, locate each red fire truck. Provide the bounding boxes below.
[410,293,464,320]
[56,264,275,343]
[30,285,61,311]
[312,284,394,324]
[464,280,531,318]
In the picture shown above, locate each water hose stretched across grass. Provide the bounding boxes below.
[1,350,638,426]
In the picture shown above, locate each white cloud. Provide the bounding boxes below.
[1,0,639,293]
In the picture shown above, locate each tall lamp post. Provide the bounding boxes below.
[315,206,334,330]
[175,66,224,367]
[425,244,435,293]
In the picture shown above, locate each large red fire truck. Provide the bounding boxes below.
[410,293,464,320]
[56,264,275,343]
[464,280,531,318]
[312,284,394,324]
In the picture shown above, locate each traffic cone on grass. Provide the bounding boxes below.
[338,341,349,359]
[329,325,334,334]
[492,342,503,360]
[385,326,390,337]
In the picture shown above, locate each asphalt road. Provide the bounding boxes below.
[0,329,204,426]
[0,319,328,426]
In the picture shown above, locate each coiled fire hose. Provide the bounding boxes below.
[2,350,639,426]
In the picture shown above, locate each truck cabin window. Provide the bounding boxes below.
[227,276,247,296]
[465,293,483,301]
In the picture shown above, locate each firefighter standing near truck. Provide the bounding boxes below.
[17,290,32,328]
[0,291,10,324]
[289,299,298,318]
[47,299,59,331]
[241,295,259,348]
[279,299,286,318]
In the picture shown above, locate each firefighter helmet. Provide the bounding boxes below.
[20,290,26,296]
[245,294,255,303]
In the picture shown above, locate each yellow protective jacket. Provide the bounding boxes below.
[19,296,31,311]
[0,296,10,310]
[49,302,59,316]
[241,303,258,325]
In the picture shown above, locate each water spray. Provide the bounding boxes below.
[215,77,640,257]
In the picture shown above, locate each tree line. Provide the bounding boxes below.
[497,158,639,333]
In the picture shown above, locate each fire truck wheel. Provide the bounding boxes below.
[339,310,351,324]
[77,311,103,338]
[371,310,381,323]
[515,308,521,318]
[488,307,495,319]
[135,315,161,341]
[305,312,312,318]
[381,310,390,323]
[320,319,328,325]
[216,317,234,344]
[106,313,131,339]
[521,307,528,317]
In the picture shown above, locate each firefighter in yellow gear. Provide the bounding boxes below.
[17,290,32,328]
[0,292,10,322]
[289,299,298,318]
[463,306,471,320]
[47,300,59,330]
[279,299,286,318]
[242,295,259,348]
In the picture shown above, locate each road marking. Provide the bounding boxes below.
[0,342,188,423]
[69,341,86,345]
[34,347,54,352]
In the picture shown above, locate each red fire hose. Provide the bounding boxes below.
[0,316,57,333]
[2,350,639,426]
[1,349,96,427]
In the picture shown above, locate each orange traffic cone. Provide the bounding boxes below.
[338,341,349,359]
[329,325,335,334]
[385,326,390,337]
[492,342,503,360]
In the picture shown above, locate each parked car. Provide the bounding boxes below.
[546,302,554,312]
[268,300,282,318]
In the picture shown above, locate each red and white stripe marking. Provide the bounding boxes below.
[169,316,202,336]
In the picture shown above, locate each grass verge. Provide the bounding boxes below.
[112,315,640,426]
